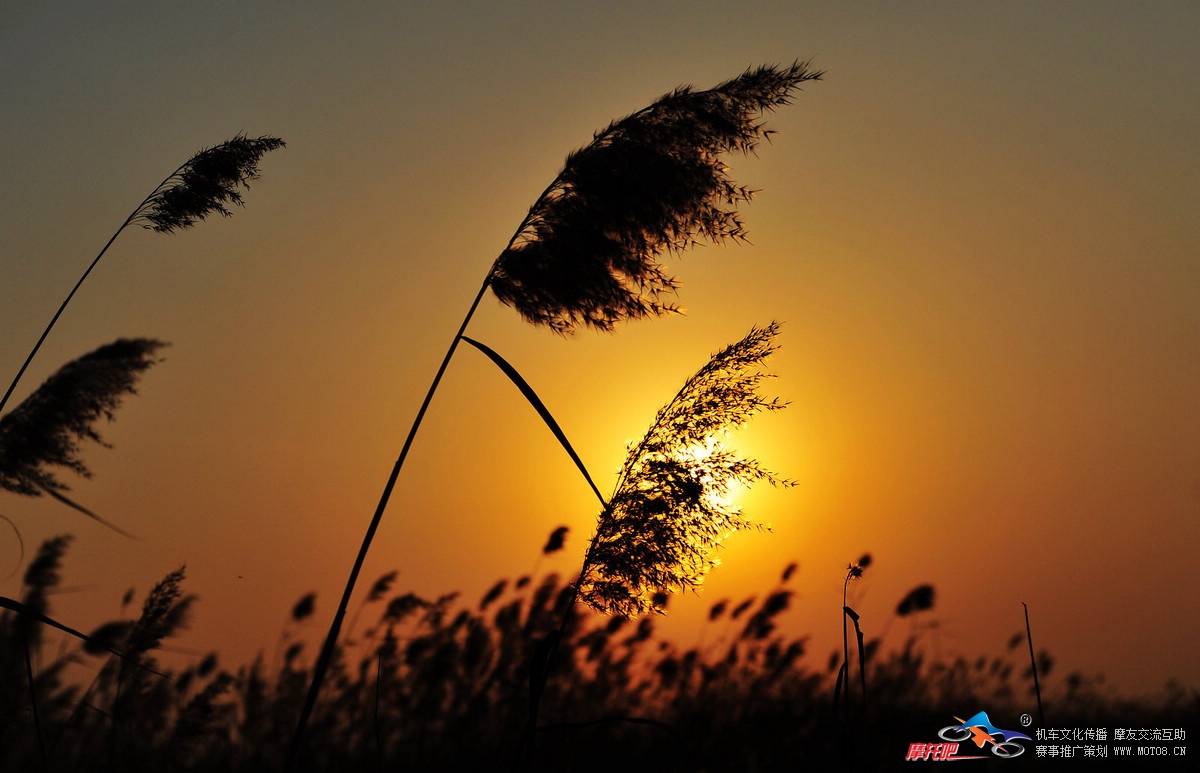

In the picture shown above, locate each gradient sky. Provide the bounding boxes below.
[2,1,1198,701]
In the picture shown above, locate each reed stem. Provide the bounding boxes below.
[1023,602,1044,725]
[285,278,490,770]
[0,162,185,416]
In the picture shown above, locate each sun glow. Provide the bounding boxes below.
[677,436,746,511]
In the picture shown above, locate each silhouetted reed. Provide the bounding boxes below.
[896,584,935,617]
[506,323,792,766]
[1024,601,1045,725]
[0,135,283,417]
[835,553,871,728]
[293,62,821,762]
[489,62,823,334]
[577,322,791,617]
[0,338,166,533]
[8,539,1184,772]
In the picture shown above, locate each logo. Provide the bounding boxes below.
[905,711,1033,761]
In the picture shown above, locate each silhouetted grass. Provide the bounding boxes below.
[297,63,824,759]
[3,537,1194,772]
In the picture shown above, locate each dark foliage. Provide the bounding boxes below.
[4,545,1192,772]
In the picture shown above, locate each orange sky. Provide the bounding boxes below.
[2,2,1198,701]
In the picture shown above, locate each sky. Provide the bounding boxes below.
[2,1,1198,702]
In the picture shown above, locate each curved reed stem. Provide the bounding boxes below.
[1023,602,1045,725]
[0,196,152,416]
[285,278,490,770]
[286,64,813,766]
[2,135,283,416]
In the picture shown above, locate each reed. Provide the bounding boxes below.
[0,135,283,417]
[2,540,1187,771]
[0,338,166,533]
[511,322,793,765]
[835,554,871,722]
[576,322,791,617]
[290,62,821,764]
[1023,602,1045,725]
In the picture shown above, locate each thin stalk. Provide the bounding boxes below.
[285,278,490,771]
[372,649,385,773]
[0,227,121,416]
[23,630,48,772]
[840,576,851,719]
[0,163,183,416]
[285,169,568,771]
[514,534,601,771]
[850,608,866,702]
[1023,602,1044,725]
[514,429,608,770]
[838,560,867,762]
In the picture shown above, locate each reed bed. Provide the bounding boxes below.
[2,536,1194,772]
[4,65,1195,773]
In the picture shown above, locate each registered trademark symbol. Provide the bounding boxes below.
[1019,713,1032,727]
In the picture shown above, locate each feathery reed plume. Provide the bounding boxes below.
[542,526,569,556]
[111,567,194,732]
[708,599,729,622]
[479,579,507,612]
[290,64,818,765]
[731,596,756,620]
[896,584,935,617]
[490,62,822,333]
[125,566,193,660]
[578,322,790,616]
[15,536,72,649]
[742,590,793,640]
[367,572,398,603]
[130,134,286,233]
[514,324,792,767]
[0,135,283,416]
[0,339,165,533]
[10,535,70,770]
[83,620,135,656]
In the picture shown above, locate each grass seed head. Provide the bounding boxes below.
[0,339,166,498]
[134,134,285,233]
[578,323,793,616]
[489,63,822,333]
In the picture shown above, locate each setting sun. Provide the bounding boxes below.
[3,3,1197,770]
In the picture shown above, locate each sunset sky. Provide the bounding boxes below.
[2,1,1198,702]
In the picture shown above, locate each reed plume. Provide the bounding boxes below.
[513,323,791,765]
[124,566,194,661]
[490,62,822,333]
[578,322,791,616]
[0,338,165,533]
[0,135,283,416]
[130,134,286,233]
[291,64,818,764]
[11,535,72,651]
[896,584,935,617]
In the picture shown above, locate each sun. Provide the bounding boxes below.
[676,436,746,511]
